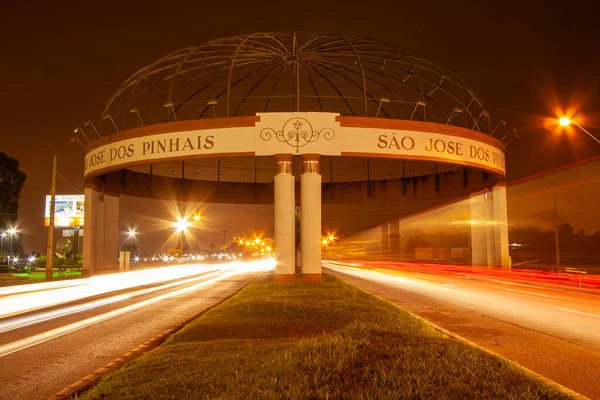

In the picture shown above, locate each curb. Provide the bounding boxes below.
[47,273,259,400]
[354,285,590,400]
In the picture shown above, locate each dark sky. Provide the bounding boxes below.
[2,0,599,252]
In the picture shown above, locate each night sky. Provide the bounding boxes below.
[2,1,599,252]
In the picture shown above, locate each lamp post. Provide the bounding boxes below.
[8,228,17,266]
[322,238,329,259]
[1,233,5,265]
[553,192,560,268]
[173,217,191,255]
[558,117,600,145]
[221,229,228,253]
[128,229,136,253]
[322,235,335,259]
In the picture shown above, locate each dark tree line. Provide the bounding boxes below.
[0,153,27,256]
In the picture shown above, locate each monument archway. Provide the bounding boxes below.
[81,33,509,278]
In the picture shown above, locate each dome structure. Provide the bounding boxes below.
[102,32,490,134]
[81,33,509,278]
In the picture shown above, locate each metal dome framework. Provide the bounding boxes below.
[101,32,491,135]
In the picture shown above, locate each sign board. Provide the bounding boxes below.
[84,113,506,179]
[45,195,85,227]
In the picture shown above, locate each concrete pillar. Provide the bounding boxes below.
[301,154,322,279]
[469,190,490,267]
[469,186,511,269]
[484,189,495,267]
[274,155,295,280]
[82,186,120,277]
[390,220,400,260]
[492,185,511,269]
[82,186,97,277]
[381,224,390,259]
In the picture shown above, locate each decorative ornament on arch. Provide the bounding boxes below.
[260,117,335,153]
[302,159,320,174]
[276,160,293,175]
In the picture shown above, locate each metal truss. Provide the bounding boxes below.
[101,32,491,136]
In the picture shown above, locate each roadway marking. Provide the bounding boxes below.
[550,307,600,319]
[496,287,561,299]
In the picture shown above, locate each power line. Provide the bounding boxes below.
[55,172,83,194]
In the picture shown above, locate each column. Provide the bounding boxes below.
[492,185,511,269]
[301,154,322,279]
[469,190,489,266]
[390,220,400,260]
[484,189,495,267]
[82,185,120,277]
[274,155,295,281]
[469,186,511,269]
[381,224,390,259]
[102,193,120,271]
[82,186,97,277]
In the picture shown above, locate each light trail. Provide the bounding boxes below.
[0,263,247,318]
[324,261,600,346]
[0,264,222,297]
[326,260,600,294]
[0,259,274,358]
[0,269,224,333]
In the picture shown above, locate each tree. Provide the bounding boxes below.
[0,153,27,231]
[121,243,138,253]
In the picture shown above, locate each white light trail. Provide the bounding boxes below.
[0,259,274,358]
[0,270,224,334]
[0,261,273,319]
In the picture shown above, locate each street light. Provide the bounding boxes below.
[128,229,136,252]
[322,238,330,259]
[7,228,17,267]
[1,233,6,265]
[557,117,600,144]
[173,217,191,254]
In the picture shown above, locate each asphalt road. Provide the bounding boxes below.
[325,262,600,400]
[0,264,262,400]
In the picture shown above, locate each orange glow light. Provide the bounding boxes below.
[559,117,571,127]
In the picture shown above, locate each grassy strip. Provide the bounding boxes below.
[0,270,82,286]
[82,275,571,399]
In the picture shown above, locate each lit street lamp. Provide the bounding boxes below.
[128,229,136,252]
[322,235,336,259]
[173,217,191,254]
[7,228,17,267]
[558,117,600,144]
[1,233,6,265]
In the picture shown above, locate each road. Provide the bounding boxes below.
[0,260,272,400]
[325,261,600,400]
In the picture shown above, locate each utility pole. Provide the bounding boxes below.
[46,155,57,280]
[554,193,560,268]
[221,229,228,253]
[179,230,184,255]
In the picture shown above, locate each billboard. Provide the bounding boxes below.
[45,195,84,227]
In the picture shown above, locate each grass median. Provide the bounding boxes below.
[82,274,571,399]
